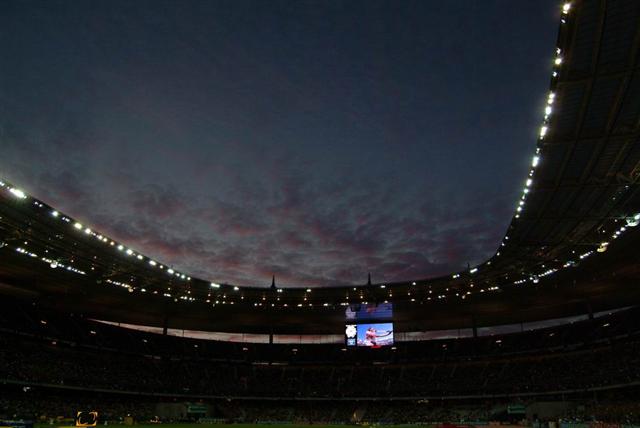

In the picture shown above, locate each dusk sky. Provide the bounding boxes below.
[1,0,559,287]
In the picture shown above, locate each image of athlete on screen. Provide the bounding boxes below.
[356,323,394,347]
[365,327,378,346]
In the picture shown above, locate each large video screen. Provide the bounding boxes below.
[345,323,394,348]
[345,303,393,321]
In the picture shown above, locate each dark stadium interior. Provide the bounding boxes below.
[2,0,640,426]
[3,299,640,422]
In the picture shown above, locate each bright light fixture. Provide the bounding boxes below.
[539,126,548,138]
[9,188,27,199]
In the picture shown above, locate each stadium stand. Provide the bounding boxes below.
[1,299,640,424]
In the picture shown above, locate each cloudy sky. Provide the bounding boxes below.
[1,0,558,287]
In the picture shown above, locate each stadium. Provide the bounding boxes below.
[2,0,640,428]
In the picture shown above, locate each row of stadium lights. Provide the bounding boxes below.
[452,1,638,289]
[14,246,87,276]
[2,181,473,306]
[493,1,639,288]
[486,4,568,287]
[435,2,572,289]
[7,220,504,305]
[1,2,639,306]
[69,216,194,283]
[6,185,466,302]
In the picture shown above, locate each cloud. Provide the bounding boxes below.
[0,0,553,287]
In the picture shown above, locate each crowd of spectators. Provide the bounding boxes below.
[5,392,640,426]
[0,302,634,367]
[2,301,640,424]
[0,393,156,422]
[2,329,640,398]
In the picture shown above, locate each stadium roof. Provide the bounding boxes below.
[1,0,640,333]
